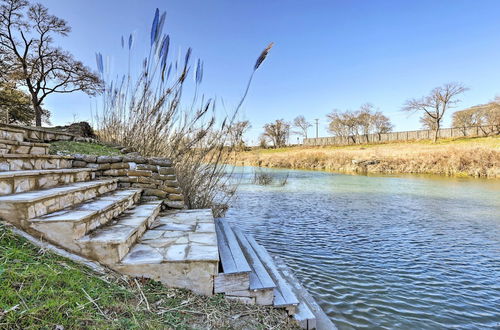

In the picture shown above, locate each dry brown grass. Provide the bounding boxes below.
[235,136,500,178]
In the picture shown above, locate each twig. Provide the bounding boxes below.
[134,278,150,312]
[81,288,109,320]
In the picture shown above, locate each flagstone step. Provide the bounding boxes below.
[30,189,142,251]
[113,209,219,296]
[245,234,300,311]
[0,168,96,195]
[0,139,49,155]
[78,200,162,264]
[0,154,72,171]
[0,126,25,142]
[0,179,118,225]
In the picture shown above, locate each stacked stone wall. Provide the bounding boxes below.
[71,154,185,208]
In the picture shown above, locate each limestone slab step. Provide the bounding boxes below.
[0,139,49,155]
[30,189,142,251]
[113,209,219,296]
[0,168,96,195]
[0,126,25,142]
[0,123,76,142]
[78,200,162,265]
[0,154,72,171]
[0,179,118,225]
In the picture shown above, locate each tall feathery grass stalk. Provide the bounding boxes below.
[92,9,273,215]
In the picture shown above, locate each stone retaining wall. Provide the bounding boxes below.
[70,154,185,209]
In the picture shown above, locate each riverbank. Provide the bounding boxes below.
[235,136,500,178]
[0,223,297,329]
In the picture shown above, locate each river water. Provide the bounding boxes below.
[224,166,500,329]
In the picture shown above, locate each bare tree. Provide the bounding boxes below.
[403,82,468,142]
[227,120,251,150]
[0,0,102,126]
[372,111,393,135]
[292,115,312,139]
[263,119,290,148]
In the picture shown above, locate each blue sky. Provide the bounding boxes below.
[40,0,500,144]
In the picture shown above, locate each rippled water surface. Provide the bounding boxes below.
[225,167,500,329]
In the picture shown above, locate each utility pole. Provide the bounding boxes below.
[315,119,319,138]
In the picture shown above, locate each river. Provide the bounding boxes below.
[224,166,500,329]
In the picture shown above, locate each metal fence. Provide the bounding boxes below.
[303,125,500,146]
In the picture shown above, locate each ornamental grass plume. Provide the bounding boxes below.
[93,8,274,215]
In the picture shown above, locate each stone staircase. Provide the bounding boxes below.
[0,124,218,296]
[0,124,333,329]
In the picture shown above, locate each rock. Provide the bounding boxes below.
[148,158,172,167]
[72,160,87,168]
[96,155,123,163]
[52,121,97,138]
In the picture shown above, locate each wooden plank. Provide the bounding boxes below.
[294,302,316,329]
[218,220,251,273]
[233,228,276,290]
[214,273,249,293]
[246,234,299,308]
[214,218,237,274]
[254,288,274,306]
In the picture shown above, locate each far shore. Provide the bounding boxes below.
[233,136,500,178]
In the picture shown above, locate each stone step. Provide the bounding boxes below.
[0,154,72,171]
[0,123,76,142]
[0,126,25,142]
[0,139,49,155]
[0,179,118,226]
[29,189,142,251]
[0,168,96,196]
[78,200,162,265]
[214,218,252,295]
[245,234,300,312]
[113,209,219,296]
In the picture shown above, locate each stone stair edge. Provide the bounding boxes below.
[0,139,50,147]
[30,189,143,223]
[0,168,96,178]
[0,179,118,202]
[79,200,163,244]
[0,154,73,159]
[0,123,78,137]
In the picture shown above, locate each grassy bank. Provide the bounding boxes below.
[0,223,297,329]
[235,136,500,178]
[49,141,122,156]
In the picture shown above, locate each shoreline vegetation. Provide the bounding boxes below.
[233,136,500,178]
[0,223,297,329]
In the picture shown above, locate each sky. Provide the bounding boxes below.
[38,0,500,144]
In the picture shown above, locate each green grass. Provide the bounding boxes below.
[0,224,295,329]
[49,141,122,156]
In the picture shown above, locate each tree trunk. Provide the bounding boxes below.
[34,104,42,127]
[433,125,439,143]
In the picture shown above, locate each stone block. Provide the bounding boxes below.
[110,162,130,169]
[136,164,157,171]
[97,155,123,163]
[72,160,87,168]
[126,170,152,177]
[148,158,172,167]
[143,189,168,198]
[158,167,175,175]
[168,194,184,201]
